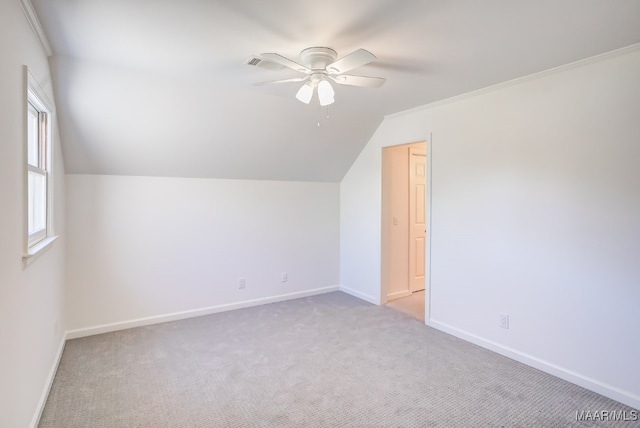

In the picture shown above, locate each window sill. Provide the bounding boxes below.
[23,235,58,266]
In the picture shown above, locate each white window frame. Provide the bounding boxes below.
[23,66,57,263]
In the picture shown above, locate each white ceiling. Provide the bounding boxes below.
[33,0,640,182]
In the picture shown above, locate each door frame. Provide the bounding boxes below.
[381,137,432,323]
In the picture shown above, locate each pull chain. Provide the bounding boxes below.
[317,105,331,127]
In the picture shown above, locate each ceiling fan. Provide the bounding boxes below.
[245,47,386,106]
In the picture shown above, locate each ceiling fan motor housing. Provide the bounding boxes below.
[300,47,338,70]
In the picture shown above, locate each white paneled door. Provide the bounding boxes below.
[409,147,426,292]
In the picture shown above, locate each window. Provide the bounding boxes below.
[24,67,56,260]
[27,98,48,245]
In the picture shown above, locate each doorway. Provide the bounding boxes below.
[381,141,428,321]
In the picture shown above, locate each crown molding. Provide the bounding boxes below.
[18,0,53,57]
[386,42,640,121]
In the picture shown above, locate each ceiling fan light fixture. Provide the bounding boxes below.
[248,47,384,109]
[317,80,335,106]
[295,82,313,104]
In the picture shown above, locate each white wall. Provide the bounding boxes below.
[0,1,67,427]
[65,175,339,332]
[341,46,640,408]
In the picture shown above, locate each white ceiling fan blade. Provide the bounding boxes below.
[326,49,376,74]
[259,53,311,73]
[331,74,386,88]
[254,77,308,86]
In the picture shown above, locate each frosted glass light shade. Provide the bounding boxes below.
[295,82,313,104]
[317,80,335,106]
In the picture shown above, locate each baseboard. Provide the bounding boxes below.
[428,319,640,411]
[65,285,340,340]
[387,290,412,301]
[339,285,380,305]
[30,335,66,428]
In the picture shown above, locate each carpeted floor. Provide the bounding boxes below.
[386,290,425,321]
[39,292,638,427]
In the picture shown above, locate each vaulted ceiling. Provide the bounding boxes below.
[33,0,640,182]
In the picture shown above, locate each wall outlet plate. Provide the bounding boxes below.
[499,313,509,329]
[238,278,246,289]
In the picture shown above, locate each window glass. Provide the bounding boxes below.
[28,170,47,235]
[27,102,39,167]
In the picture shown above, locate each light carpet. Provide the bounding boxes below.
[386,290,425,321]
[39,292,638,427]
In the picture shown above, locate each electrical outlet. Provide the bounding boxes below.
[238,278,246,289]
[281,272,288,283]
[499,313,509,329]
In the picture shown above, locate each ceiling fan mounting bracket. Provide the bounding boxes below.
[300,47,337,70]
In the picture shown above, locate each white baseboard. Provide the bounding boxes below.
[428,319,640,411]
[30,335,66,428]
[65,285,340,340]
[339,285,380,305]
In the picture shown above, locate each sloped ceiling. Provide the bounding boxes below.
[33,0,640,182]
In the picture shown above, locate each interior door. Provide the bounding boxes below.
[409,147,426,292]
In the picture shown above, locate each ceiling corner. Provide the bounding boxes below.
[18,0,53,56]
